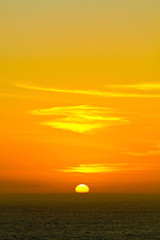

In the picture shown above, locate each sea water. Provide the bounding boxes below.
[0,194,160,240]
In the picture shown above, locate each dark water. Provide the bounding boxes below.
[0,194,160,240]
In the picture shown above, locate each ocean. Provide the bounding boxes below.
[0,193,160,240]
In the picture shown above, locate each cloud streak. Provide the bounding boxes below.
[124,150,160,157]
[57,163,160,173]
[30,105,127,133]
[15,83,160,98]
[108,82,160,91]
[57,164,130,173]
[123,143,160,156]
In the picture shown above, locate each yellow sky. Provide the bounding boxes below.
[0,0,160,193]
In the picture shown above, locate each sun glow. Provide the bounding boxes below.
[75,184,89,193]
[1,0,160,194]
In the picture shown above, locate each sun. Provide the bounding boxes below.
[75,184,89,193]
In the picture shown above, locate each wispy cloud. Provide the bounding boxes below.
[57,163,160,173]
[30,105,127,133]
[108,82,160,91]
[124,150,160,157]
[15,83,160,98]
[42,122,105,134]
[57,164,130,173]
[123,143,160,156]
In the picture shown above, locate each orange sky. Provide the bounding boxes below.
[0,0,160,193]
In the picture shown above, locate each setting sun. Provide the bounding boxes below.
[75,184,89,193]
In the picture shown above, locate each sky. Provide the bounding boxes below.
[0,0,160,193]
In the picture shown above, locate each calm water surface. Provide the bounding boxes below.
[0,194,160,240]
